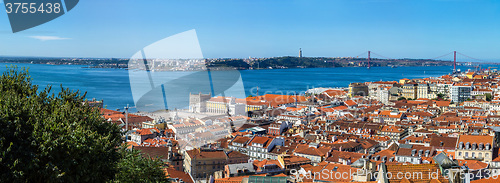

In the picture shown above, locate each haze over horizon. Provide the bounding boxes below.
[1,0,500,62]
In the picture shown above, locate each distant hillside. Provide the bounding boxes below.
[206,56,455,70]
[0,56,458,70]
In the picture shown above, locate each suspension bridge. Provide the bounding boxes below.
[348,50,488,72]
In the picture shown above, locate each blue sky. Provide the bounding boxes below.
[0,0,499,61]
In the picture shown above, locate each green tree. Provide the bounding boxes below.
[437,93,445,99]
[0,67,122,182]
[485,93,493,101]
[0,68,168,182]
[112,146,169,183]
[397,97,406,101]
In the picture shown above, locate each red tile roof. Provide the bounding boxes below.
[458,135,494,145]
[165,168,194,183]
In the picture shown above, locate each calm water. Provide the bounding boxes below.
[0,63,474,112]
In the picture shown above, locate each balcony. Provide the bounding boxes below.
[464,157,484,161]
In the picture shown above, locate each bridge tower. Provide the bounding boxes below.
[453,51,457,72]
[368,51,371,69]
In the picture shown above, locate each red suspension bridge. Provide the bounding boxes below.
[350,51,487,72]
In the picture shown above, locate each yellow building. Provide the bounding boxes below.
[466,72,475,79]
[399,78,410,85]
[402,83,418,99]
[142,120,166,130]
[206,96,247,115]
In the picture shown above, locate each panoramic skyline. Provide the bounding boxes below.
[0,0,499,61]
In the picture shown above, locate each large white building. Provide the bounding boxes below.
[246,136,284,160]
[437,83,452,98]
[206,96,246,116]
[376,87,390,104]
[189,93,211,113]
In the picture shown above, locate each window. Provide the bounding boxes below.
[465,152,469,158]
[458,152,462,156]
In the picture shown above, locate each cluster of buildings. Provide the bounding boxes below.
[128,58,207,71]
[350,71,494,105]
[98,69,500,183]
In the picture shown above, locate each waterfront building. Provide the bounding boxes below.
[84,98,104,108]
[189,92,211,113]
[399,78,410,84]
[206,96,246,116]
[246,94,307,108]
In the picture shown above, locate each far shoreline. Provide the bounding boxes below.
[0,61,483,72]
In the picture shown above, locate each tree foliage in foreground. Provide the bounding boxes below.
[113,146,169,183]
[0,67,168,182]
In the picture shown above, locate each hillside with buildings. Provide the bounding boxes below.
[94,69,500,183]
[0,56,460,71]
